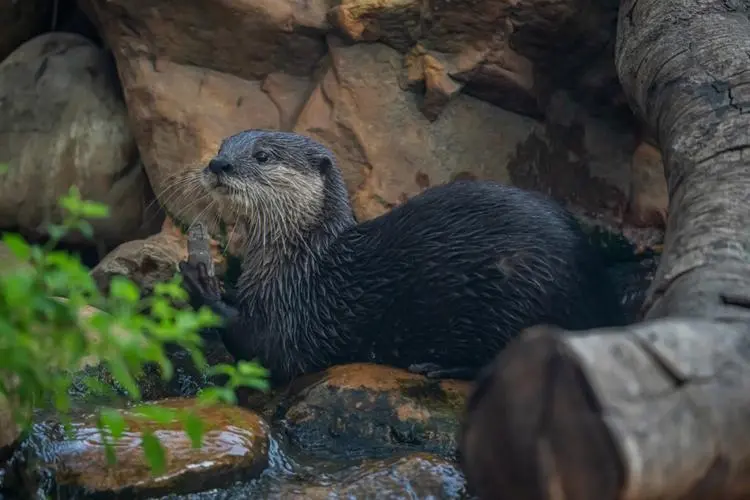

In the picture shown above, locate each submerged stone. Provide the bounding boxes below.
[277,453,467,499]
[277,363,470,460]
[40,398,269,498]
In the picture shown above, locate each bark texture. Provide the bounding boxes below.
[458,1,750,499]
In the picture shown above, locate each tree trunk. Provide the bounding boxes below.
[459,1,750,499]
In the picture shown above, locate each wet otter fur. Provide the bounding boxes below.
[179,130,627,384]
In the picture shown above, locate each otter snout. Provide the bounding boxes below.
[208,158,232,175]
[201,157,234,194]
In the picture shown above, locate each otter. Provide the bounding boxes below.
[179,130,627,384]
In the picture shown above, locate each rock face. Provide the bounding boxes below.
[77,0,661,256]
[40,398,269,498]
[278,363,470,460]
[0,32,161,247]
[295,37,540,221]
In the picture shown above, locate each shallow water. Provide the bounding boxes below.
[3,419,468,499]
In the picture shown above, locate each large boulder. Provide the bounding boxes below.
[0,32,161,247]
[30,398,270,498]
[277,363,470,459]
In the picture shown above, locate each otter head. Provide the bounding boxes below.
[201,130,354,248]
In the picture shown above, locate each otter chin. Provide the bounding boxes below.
[179,129,627,385]
[199,163,233,196]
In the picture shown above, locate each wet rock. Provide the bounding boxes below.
[295,38,539,222]
[277,453,467,499]
[81,0,328,251]
[277,363,470,460]
[71,337,235,404]
[0,32,161,247]
[0,0,51,62]
[38,398,270,498]
[625,141,668,230]
[91,217,228,295]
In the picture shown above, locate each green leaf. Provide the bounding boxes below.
[236,361,269,379]
[132,405,178,425]
[79,200,110,219]
[100,408,127,440]
[78,375,111,397]
[239,377,270,392]
[76,220,94,240]
[207,364,236,378]
[182,411,204,448]
[104,439,117,466]
[141,431,167,475]
[197,387,236,406]
[59,187,83,216]
[46,224,67,242]
[2,233,31,261]
[109,277,141,305]
[106,357,141,399]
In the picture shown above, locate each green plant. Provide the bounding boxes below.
[0,184,269,474]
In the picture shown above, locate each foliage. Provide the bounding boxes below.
[0,184,269,474]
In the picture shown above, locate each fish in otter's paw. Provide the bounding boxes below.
[178,129,627,385]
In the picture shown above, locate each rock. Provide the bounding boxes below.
[277,363,470,459]
[39,398,270,498]
[0,0,51,62]
[625,141,668,229]
[504,90,665,250]
[277,453,467,499]
[91,228,185,296]
[70,336,236,403]
[330,0,621,120]
[91,216,230,295]
[403,47,465,121]
[0,32,161,247]
[295,38,540,221]
[0,393,20,462]
[81,0,329,250]
[508,90,633,217]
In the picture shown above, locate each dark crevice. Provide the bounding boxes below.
[631,335,688,388]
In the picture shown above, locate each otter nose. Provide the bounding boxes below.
[208,158,232,174]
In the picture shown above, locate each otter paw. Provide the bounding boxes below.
[179,261,222,305]
[408,363,476,380]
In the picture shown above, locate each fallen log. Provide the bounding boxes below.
[459,0,750,499]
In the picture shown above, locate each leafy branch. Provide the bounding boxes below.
[0,184,268,473]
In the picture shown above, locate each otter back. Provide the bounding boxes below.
[226,180,625,382]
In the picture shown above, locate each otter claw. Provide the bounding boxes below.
[179,261,222,305]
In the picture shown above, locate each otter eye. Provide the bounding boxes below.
[254,151,270,164]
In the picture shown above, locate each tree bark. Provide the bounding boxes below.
[459,1,750,499]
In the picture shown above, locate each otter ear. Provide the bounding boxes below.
[310,154,333,174]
